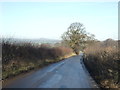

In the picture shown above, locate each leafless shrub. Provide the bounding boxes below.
[83,40,119,88]
[2,38,73,79]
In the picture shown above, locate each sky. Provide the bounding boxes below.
[0,1,118,41]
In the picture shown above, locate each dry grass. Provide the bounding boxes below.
[83,41,120,89]
[2,39,73,80]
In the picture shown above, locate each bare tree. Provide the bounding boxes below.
[61,22,95,55]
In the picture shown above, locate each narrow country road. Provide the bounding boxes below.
[3,54,99,88]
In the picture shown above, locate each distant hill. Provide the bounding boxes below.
[2,38,61,44]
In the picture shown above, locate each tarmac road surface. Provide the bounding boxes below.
[3,54,99,88]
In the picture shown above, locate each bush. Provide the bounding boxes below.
[83,41,119,88]
[2,39,73,80]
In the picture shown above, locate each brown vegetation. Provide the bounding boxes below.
[83,39,120,88]
[2,39,73,80]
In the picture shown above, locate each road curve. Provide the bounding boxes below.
[3,54,99,88]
